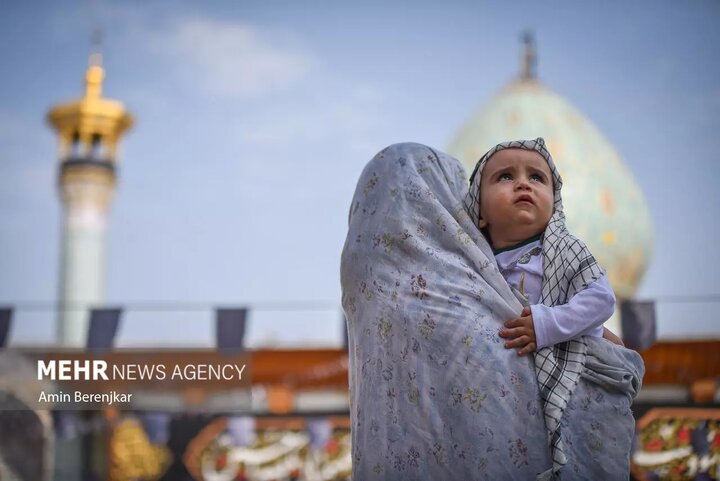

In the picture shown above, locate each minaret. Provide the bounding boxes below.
[47,50,133,347]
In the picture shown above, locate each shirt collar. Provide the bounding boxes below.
[492,232,543,255]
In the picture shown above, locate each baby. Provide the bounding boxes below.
[466,138,621,355]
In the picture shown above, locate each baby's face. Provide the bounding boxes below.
[478,148,554,249]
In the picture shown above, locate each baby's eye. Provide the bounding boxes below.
[499,173,513,181]
[530,174,545,182]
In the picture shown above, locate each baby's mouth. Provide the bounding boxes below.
[514,195,534,205]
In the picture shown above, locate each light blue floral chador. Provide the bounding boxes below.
[340,142,644,480]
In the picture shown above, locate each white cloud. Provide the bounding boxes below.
[148,17,317,99]
[47,4,317,100]
[46,5,386,145]
[243,84,390,145]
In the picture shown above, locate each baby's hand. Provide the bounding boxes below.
[499,306,537,356]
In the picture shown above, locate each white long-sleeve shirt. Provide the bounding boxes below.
[495,238,615,349]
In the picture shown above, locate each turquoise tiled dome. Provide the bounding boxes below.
[447,79,653,298]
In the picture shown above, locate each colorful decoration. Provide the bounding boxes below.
[185,417,351,481]
[632,408,720,480]
[109,417,172,481]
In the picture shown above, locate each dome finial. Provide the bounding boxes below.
[89,28,103,68]
[85,28,105,99]
[520,30,537,81]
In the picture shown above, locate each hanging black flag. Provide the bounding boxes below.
[0,307,11,348]
[86,308,122,351]
[620,300,656,351]
[216,308,247,354]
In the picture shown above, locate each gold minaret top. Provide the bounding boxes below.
[47,50,134,346]
[47,53,133,163]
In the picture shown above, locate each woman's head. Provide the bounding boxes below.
[347,142,469,226]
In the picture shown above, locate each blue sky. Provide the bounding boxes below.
[1,1,719,346]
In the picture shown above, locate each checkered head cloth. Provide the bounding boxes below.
[464,137,605,477]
